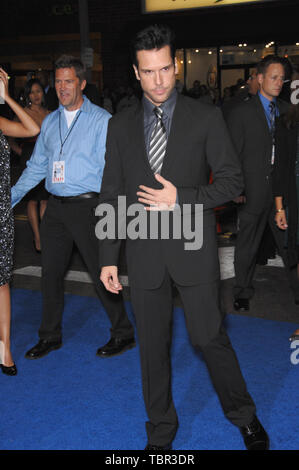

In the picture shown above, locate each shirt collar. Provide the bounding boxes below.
[58,94,91,114]
[258,91,277,109]
[142,88,177,120]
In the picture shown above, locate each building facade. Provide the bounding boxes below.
[0,0,298,98]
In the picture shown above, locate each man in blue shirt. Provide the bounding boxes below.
[226,55,299,311]
[12,55,135,359]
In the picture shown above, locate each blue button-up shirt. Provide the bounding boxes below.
[11,95,111,207]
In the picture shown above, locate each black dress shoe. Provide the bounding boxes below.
[144,444,172,450]
[96,337,136,358]
[239,416,269,450]
[233,298,250,311]
[25,339,62,360]
[1,363,17,376]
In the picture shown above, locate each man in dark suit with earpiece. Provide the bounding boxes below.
[226,55,299,311]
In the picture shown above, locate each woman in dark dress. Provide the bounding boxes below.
[274,101,299,341]
[10,79,50,252]
[0,68,39,375]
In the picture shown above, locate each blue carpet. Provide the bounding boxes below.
[0,288,298,450]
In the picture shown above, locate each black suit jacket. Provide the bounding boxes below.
[99,93,243,289]
[273,117,299,267]
[225,94,289,215]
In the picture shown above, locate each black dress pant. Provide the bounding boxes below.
[38,196,134,342]
[130,271,256,447]
[234,202,299,300]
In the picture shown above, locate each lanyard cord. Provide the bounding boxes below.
[59,110,82,157]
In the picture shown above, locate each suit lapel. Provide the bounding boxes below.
[161,93,185,176]
[254,94,271,136]
[277,98,289,116]
[132,101,155,178]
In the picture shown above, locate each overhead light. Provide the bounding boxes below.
[243,43,247,47]
[265,41,275,49]
[188,60,192,64]
[208,51,212,55]
[238,44,243,47]
[195,49,199,53]
[220,49,223,53]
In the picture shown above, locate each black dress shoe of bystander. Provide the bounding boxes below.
[96,336,136,358]
[25,339,62,359]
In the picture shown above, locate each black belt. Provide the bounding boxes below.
[51,192,99,203]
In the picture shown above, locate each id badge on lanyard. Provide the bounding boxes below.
[52,160,65,183]
[52,110,82,184]
[271,143,275,166]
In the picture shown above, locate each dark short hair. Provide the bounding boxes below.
[24,78,46,108]
[257,55,285,75]
[55,55,86,82]
[131,24,176,67]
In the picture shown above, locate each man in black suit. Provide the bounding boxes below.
[222,68,259,121]
[36,70,59,111]
[98,24,268,450]
[226,56,299,311]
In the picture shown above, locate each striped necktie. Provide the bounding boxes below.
[148,106,167,174]
[269,101,276,135]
